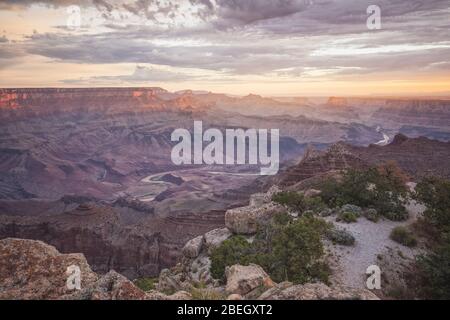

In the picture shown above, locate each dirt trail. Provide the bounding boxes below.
[326,200,424,289]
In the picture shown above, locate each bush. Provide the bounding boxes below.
[272,191,306,212]
[413,177,450,299]
[133,277,158,292]
[337,211,358,223]
[304,196,327,212]
[210,215,331,284]
[319,163,409,218]
[384,210,409,221]
[269,216,330,284]
[414,177,450,233]
[390,226,417,247]
[341,204,362,215]
[363,208,380,222]
[326,228,355,246]
[190,288,226,300]
[272,191,326,214]
[319,208,333,217]
[416,241,450,299]
[210,236,252,280]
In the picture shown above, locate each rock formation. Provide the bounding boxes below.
[152,186,379,300]
[225,264,275,296]
[276,134,450,188]
[0,184,380,300]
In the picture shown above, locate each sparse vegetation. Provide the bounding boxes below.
[190,287,226,300]
[210,236,252,280]
[133,277,158,292]
[383,211,409,221]
[210,214,331,284]
[319,162,409,220]
[416,241,450,299]
[414,177,450,233]
[326,228,355,246]
[390,226,417,247]
[363,208,380,222]
[272,191,326,213]
[413,177,450,299]
[337,211,358,223]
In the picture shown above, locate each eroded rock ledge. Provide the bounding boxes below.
[0,186,379,300]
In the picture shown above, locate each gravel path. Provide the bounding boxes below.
[325,200,424,289]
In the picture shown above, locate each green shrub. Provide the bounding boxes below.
[340,204,362,215]
[210,215,331,284]
[416,241,450,299]
[272,191,306,212]
[327,228,355,246]
[319,163,409,218]
[304,196,327,212]
[319,208,333,217]
[413,177,450,299]
[337,211,358,223]
[133,277,158,292]
[210,236,252,280]
[269,216,330,283]
[271,211,292,226]
[384,210,409,221]
[363,208,380,222]
[414,177,450,233]
[390,226,417,247]
[272,191,326,214]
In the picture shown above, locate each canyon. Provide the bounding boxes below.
[0,87,449,280]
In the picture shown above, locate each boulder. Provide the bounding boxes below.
[227,294,243,300]
[225,264,274,296]
[156,268,184,293]
[0,238,150,300]
[86,270,148,300]
[204,228,232,253]
[257,281,293,300]
[225,203,284,235]
[249,193,266,207]
[184,254,214,285]
[168,290,193,300]
[264,185,282,202]
[182,235,204,258]
[145,290,192,300]
[0,238,98,300]
[259,283,379,300]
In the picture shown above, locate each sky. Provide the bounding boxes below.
[0,0,449,96]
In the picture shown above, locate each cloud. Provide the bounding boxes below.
[0,0,92,10]
[193,0,311,26]
[63,64,200,84]
[1,0,449,84]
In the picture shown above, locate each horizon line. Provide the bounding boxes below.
[1,86,450,100]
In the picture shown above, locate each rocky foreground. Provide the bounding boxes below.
[0,237,377,300]
[0,185,379,300]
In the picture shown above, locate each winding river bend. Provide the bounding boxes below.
[375,132,390,146]
[374,126,390,146]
